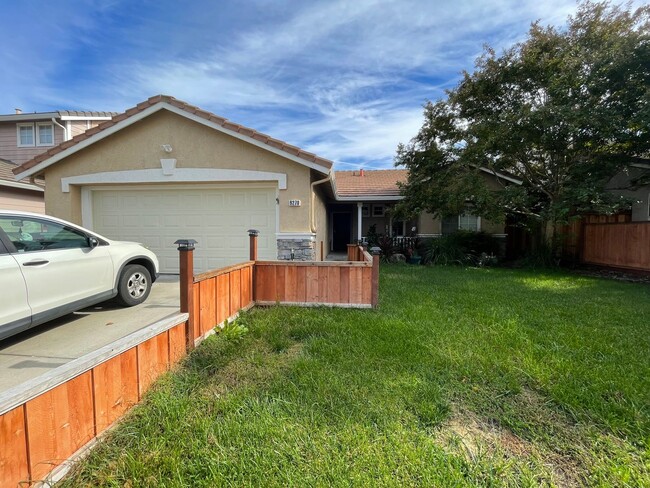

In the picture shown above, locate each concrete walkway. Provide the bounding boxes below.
[0,275,179,391]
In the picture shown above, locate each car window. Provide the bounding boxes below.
[0,216,90,253]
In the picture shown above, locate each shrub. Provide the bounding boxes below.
[425,231,499,266]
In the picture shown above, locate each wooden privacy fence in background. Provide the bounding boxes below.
[582,222,650,271]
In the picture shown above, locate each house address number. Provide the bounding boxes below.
[289,200,301,207]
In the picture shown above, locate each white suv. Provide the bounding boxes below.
[0,211,160,341]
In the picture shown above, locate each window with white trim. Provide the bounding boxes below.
[16,122,55,147]
[442,214,481,234]
[36,123,54,146]
[372,204,385,217]
[459,214,479,231]
[17,124,34,147]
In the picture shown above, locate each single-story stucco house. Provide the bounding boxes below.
[13,95,516,273]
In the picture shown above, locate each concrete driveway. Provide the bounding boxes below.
[0,275,179,392]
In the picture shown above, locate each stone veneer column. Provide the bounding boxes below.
[277,237,316,261]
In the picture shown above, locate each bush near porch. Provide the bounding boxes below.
[61,265,649,487]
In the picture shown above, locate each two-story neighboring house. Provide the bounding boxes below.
[0,109,116,165]
[0,109,115,211]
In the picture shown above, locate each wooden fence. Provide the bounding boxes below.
[582,222,650,271]
[0,314,189,487]
[255,261,371,307]
[1,235,380,487]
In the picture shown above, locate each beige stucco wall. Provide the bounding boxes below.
[42,110,321,234]
[418,212,505,235]
[418,212,440,235]
[312,181,328,260]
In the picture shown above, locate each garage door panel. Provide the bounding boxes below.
[92,187,276,273]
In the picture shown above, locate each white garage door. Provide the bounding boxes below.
[91,186,277,273]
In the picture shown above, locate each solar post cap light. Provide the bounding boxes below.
[174,239,197,251]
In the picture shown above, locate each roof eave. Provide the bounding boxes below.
[15,101,332,180]
[0,179,44,192]
[0,112,59,122]
[335,195,403,202]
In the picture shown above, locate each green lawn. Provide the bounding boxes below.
[62,265,650,487]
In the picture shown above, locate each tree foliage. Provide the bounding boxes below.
[395,2,650,234]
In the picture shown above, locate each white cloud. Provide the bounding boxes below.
[3,0,642,167]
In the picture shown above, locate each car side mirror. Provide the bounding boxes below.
[88,237,99,248]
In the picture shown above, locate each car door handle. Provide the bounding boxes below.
[23,259,49,267]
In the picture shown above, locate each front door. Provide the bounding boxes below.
[332,212,351,252]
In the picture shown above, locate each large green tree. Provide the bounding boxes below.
[395,2,650,243]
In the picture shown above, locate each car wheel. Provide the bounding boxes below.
[116,264,152,306]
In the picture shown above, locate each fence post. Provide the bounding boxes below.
[347,243,357,261]
[175,239,197,351]
[370,246,381,308]
[248,229,259,261]
[248,230,259,302]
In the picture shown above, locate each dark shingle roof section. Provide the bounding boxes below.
[14,95,333,176]
[335,169,407,197]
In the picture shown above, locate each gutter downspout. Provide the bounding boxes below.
[310,172,331,233]
[51,118,68,141]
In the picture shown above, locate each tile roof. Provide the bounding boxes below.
[335,169,407,198]
[0,158,44,189]
[14,95,333,176]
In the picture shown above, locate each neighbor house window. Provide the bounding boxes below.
[459,214,479,231]
[372,204,385,217]
[17,124,34,147]
[442,214,481,234]
[36,123,54,146]
[362,205,370,218]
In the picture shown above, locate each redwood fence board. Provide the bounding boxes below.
[137,333,169,397]
[0,406,29,488]
[199,278,216,335]
[230,270,241,314]
[168,322,187,366]
[92,348,138,433]
[582,222,650,271]
[25,371,95,481]
[216,273,230,325]
[327,266,341,303]
[192,285,201,339]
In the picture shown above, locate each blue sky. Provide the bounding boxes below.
[0,1,635,169]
